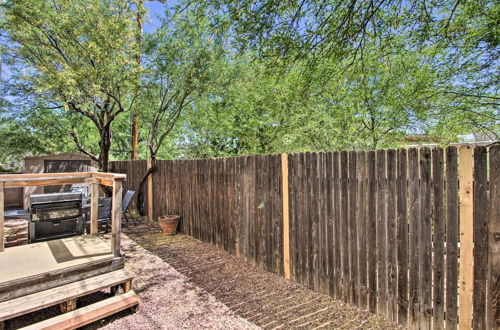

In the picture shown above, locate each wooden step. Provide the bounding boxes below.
[0,269,133,322]
[21,290,140,330]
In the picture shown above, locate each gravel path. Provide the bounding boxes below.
[83,224,258,330]
[116,223,402,330]
[5,222,402,329]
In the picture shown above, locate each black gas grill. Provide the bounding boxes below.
[29,192,84,243]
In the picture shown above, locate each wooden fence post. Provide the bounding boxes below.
[90,182,99,235]
[147,159,154,221]
[487,145,500,329]
[281,153,291,280]
[458,145,474,330]
[111,179,123,257]
[0,181,4,252]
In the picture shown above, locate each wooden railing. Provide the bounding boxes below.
[0,172,126,257]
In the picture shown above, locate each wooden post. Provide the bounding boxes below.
[487,145,500,329]
[147,159,154,221]
[0,181,4,252]
[90,182,99,235]
[111,179,123,257]
[458,145,474,330]
[281,153,291,280]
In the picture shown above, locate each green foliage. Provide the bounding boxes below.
[1,0,140,170]
[0,0,498,166]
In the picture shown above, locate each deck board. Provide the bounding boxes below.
[0,236,113,285]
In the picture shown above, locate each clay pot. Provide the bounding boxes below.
[158,215,180,235]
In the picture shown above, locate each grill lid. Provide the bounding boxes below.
[30,192,83,205]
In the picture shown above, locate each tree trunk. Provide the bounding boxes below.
[136,160,155,216]
[100,123,112,173]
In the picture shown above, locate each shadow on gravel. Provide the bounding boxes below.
[122,222,402,330]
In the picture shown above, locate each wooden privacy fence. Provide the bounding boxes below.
[110,145,500,329]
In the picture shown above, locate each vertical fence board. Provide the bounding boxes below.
[320,152,328,294]
[408,148,420,329]
[419,148,432,330]
[348,151,358,305]
[282,154,290,279]
[487,145,500,329]
[301,152,309,287]
[366,150,377,313]
[386,149,397,321]
[473,146,488,329]
[333,152,342,300]
[446,147,459,330]
[357,151,367,309]
[376,149,387,317]
[340,151,349,302]
[290,154,298,282]
[312,152,320,291]
[459,146,474,330]
[397,149,408,325]
[432,148,445,330]
[327,152,335,296]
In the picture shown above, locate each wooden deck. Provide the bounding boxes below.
[0,236,112,285]
[0,236,124,303]
[0,172,137,327]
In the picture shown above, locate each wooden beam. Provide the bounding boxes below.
[4,178,88,188]
[90,183,99,235]
[147,159,153,221]
[458,145,474,330]
[111,180,123,257]
[92,178,114,187]
[281,153,291,280]
[0,182,3,253]
[91,172,126,180]
[21,290,139,330]
[0,172,94,180]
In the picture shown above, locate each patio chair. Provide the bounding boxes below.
[97,197,112,233]
[122,190,138,226]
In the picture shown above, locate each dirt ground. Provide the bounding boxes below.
[5,222,402,329]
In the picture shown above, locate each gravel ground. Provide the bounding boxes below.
[5,222,403,329]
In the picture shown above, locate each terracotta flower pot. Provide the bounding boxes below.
[158,215,180,235]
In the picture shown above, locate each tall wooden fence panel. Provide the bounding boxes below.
[109,159,149,211]
[149,155,284,275]
[110,144,499,329]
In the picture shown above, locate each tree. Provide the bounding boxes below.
[1,0,141,172]
[134,4,225,214]
[197,0,499,138]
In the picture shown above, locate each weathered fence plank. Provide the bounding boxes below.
[487,145,500,329]
[348,151,358,305]
[386,149,397,322]
[327,152,335,297]
[340,151,349,302]
[333,151,342,300]
[357,151,367,309]
[473,146,488,329]
[446,147,459,330]
[432,147,445,330]
[376,149,387,317]
[397,148,408,325]
[419,147,432,330]
[366,150,377,314]
[408,148,420,329]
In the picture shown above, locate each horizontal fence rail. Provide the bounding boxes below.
[110,144,500,329]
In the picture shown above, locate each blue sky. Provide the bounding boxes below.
[143,1,169,34]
